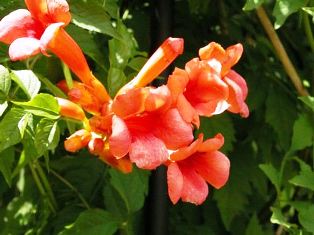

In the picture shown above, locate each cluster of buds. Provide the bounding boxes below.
[0,0,249,205]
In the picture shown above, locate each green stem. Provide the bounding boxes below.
[62,62,73,89]
[49,168,91,209]
[303,11,314,52]
[35,161,58,210]
[37,74,67,98]
[256,7,309,96]
[29,163,56,214]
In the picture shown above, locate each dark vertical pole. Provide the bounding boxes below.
[146,0,173,235]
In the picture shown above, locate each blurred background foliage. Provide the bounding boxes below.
[0,0,313,234]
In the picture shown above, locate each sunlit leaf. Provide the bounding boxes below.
[273,0,307,29]
[12,93,60,119]
[35,119,60,155]
[69,0,121,40]
[243,0,265,11]
[0,108,26,152]
[0,101,8,117]
[11,70,41,99]
[0,65,11,103]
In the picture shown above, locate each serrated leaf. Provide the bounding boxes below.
[259,163,281,192]
[245,213,264,235]
[12,93,60,119]
[0,108,26,152]
[299,96,314,112]
[0,147,14,186]
[109,167,149,214]
[290,113,313,151]
[0,65,11,102]
[214,145,255,230]
[11,70,41,99]
[298,205,314,233]
[289,170,314,191]
[270,207,295,229]
[196,114,235,153]
[265,87,297,150]
[273,0,307,29]
[243,0,265,11]
[35,119,60,155]
[69,0,121,40]
[59,209,120,235]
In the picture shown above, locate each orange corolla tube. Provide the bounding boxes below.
[56,97,86,121]
[0,0,111,104]
[118,37,184,94]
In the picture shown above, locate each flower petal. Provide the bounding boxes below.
[199,42,225,62]
[0,9,43,44]
[170,134,203,162]
[129,133,168,170]
[145,85,171,112]
[180,163,209,205]
[112,88,147,118]
[167,67,189,101]
[167,162,184,204]
[224,71,249,118]
[9,37,41,61]
[192,151,230,189]
[177,93,199,127]
[198,133,224,152]
[153,108,194,149]
[109,115,131,159]
[221,43,243,76]
[46,0,71,25]
[40,22,64,51]
[64,129,91,152]
[25,0,50,25]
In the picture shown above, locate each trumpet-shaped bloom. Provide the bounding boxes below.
[167,42,249,125]
[108,86,194,170]
[167,134,230,205]
[0,0,110,103]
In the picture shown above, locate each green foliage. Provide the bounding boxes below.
[0,0,313,234]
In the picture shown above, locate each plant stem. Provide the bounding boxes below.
[256,7,309,96]
[29,163,56,214]
[62,62,73,89]
[35,161,58,210]
[303,11,314,52]
[49,168,91,209]
[37,74,67,98]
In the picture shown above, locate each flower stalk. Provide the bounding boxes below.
[256,6,309,96]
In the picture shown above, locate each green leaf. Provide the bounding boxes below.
[298,205,314,233]
[69,0,121,40]
[11,70,41,99]
[0,147,14,186]
[245,213,264,235]
[127,57,147,72]
[108,68,127,97]
[35,119,60,156]
[109,167,150,214]
[299,96,314,112]
[273,0,307,29]
[59,209,120,235]
[18,112,33,138]
[270,207,295,229]
[0,101,8,117]
[0,108,26,152]
[302,7,314,22]
[259,164,281,192]
[196,114,235,153]
[290,113,314,151]
[289,170,314,191]
[265,87,297,150]
[0,65,11,103]
[243,0,265,11]
[12,93,60,119]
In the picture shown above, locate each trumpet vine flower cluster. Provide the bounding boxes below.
[0,0,249,205]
